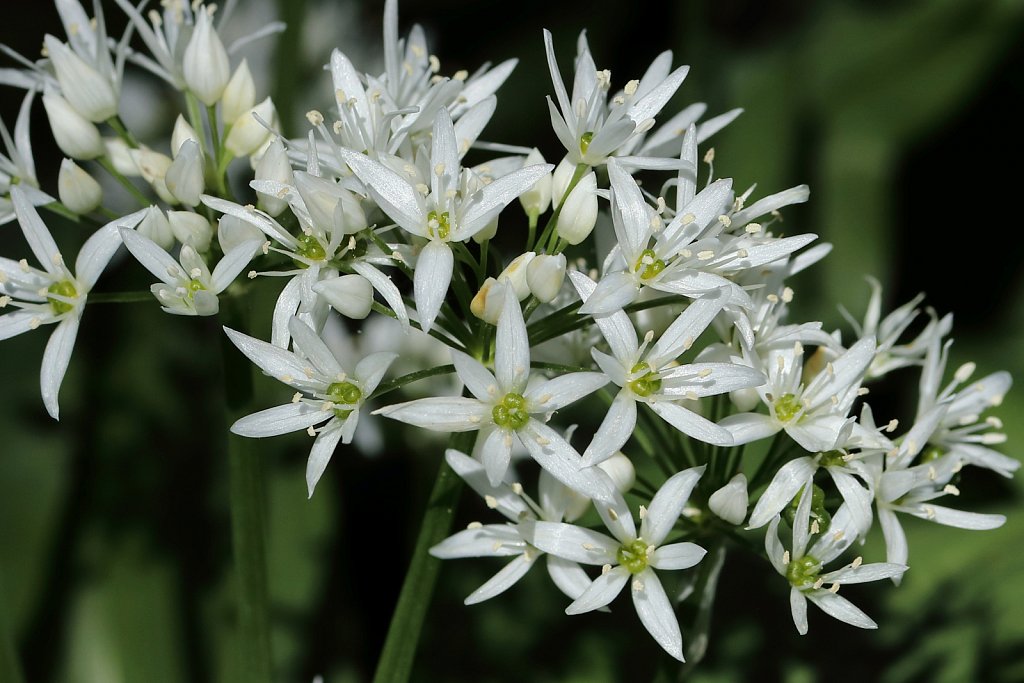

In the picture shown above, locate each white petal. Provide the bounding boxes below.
[542,29,571,122]
[789,588,809,635]
[650,542,706,571]
[822,562,906,585]
[211,239,262,292]
[271,276,303,347]
[223,326,309,385]
[595,489,637,543]
[803,336,876,413]
[338,148,424,235]
[481,427,513,487]
[40,316,79,420]
[352,261,409,328]
[445,449,531,522]
[430,110,460,197]
[0,309,43,341]
[569,270,638,360]
[829,469,874,537]
[878,507,908,568]
[465,553,536,605]
[806,590,876,630]
[765,517,788,574]
[11,187,61,275]
[451,349,498,401]
[413,240,453,333]
[718,412,780,445]
[648,401,732,447]
[631,569,684,661]
[566,566,630,614]
[521,421,612,501]
[526,372,607,412]
[231,402,326,437]
[583,390,637,465]
[646,289,726,367]
[119,227,180,285]
[577,271,639,317]
[289,316,343,378]
[546,555,592,601]
[628,65,688,124]
[75,209,147,289]
[747,457,817,529]
[354,351,398,394]
[730,185,810,227]
[607,160,653,259]
[306,421,345,497]
[641,466,705,545]
[495,288,529,392]
[374,397,488,432]
[910,504,1005,530]
[531,521,618,565]
[430,524,525,559]
[786,415,852,452]
[659,362,765,398]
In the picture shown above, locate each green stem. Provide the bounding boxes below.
[87,291,154,304]
[678,543,726,677]
[184,92,206,153]
[371,431,474,683]
[371,301,465,351]
[535,163,588,252]
[528,295,686,347]
[40,201,102,227]
[526,211,538,251]
[370,364,456,400]
[96,157,151,208]
[0,569,26,683]
[219,301,273,683]
[106,115,140,148]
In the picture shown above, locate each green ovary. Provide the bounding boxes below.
[47,280,77,315]
[427,210,451,240]
[628,362,662,397]
[492,393,529,430]
[579,131,594,155]
[785,554,821,588]
[296,233,327,261]
[634,249,666,280]
[616,539,650,574]
[774,393,802,423]
[817,450,846,468]
[784,484,832,536]
[326,381,362,408]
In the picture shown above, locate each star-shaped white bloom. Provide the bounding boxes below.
[224,317,397,497]
[375,285,609,497]
[765,484,906,634]
[572,272,763,464]
[337,109,553,332]
[429,449,596,605]
[1,91,52,225]
[1,188,144,418]
[532,466,708,661]
[120,227,261,316]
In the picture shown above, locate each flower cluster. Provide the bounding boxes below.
[0,0,1014,668]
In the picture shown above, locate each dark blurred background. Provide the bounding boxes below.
[1,1,1023,681]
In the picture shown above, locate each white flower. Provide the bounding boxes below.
[1,91,53,225]
[375,287,610,496]
[571,272,763,464]
[430,449,595,605]
[164,140,205,207]
[337,109,553,332]
[42,91,104,160]
[119,228,260,316]
[225,97,276,157]
[1,188,143,418]
[44,34,119,122]
[765,485,905,634]
[224,317,397,497]
[183,6,231,106]
[57,159,102,215]
[708,473,749,525]
[222,60,256,124]
[532,466,708,661]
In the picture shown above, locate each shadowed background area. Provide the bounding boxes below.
[1,0,1022,681]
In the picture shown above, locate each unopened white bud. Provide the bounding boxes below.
[168,211,212,251]
[708,474,749,525]
[218,214,263,253]
[730,386,761,413]
[137,206,174,250]
[130,148,175,204]
[526,253,566,303]
[44,35,118,122]
[222,59,256,124]
[470,277,508,325]
[171,115,200,157]
[42,92,104,160]
[165,140,205,206]
[254,137,293,216]
[225,97,276,157]
[293,172,367,235]
[313,274,373,319]
[551,156,575,205]
[596,453,635,494]
[183,7,231,106]
[556,171,598,245]
[519,148,552,217]
[498,252,535,301]
[103,138,139,175]
[471,216,498,244]
[57,159,102,214]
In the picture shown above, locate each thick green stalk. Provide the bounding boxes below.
[0,570,26,683]
[220,302,273,683]
[371,431,474,683]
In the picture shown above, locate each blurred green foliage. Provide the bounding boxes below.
[1,0,1023,681]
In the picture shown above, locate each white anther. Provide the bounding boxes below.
[29,317,41,329]
[782,287,794,303]
[812,578,824,589]
[697,250,715,260]
[261,241,271,255]
[18,259,29,271]
[0,296,9,308]
[601,563,612,575]
[453,69,468,81]
[467,521,482,530]
[745,222,762,234]
[608,508,619,521]
[767,294,779,304]
[703,148,715,164]
[927,466,937,481]
[511,482,524,495]
[638,505,647,519]
[828,583,840,594]
[305,110,324,126]
[534,436,550,446]
[810,519,820,534]
[782,550,791,564]
[484,495,498,509]
[718,215,732,227]
[632,578,644,591]
[306,425,316,437]
[624,79,639,96]
[291,392,302,404]
[954,362,976,384]
[698,368,713,378]
[943,484,961,496]
[851,556,863,569]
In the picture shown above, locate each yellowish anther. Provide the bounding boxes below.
[467,521,482,530]
[718,215,732,227]
[745,222,762,234]
[484,495,498,509]
[511,482,524,495]
[638,505,647,519]
[624,79,639,96]
[306,110,324,126]
[306,425,316,437]
[453,69,468,81]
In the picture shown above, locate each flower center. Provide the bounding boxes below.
[427,210,451,240]
[817,450,846,468]
[326,380,362,405]
[920,445,944,463]
[47,280,78,315]
[784,484,831,536]
[296,233,327,261]
[628,362,662,397]
[492,392,529,430]
[774,393,802,423]
[785,554,821,588]
[633,248,665,280]
[616,539,650,574]
[579,131,594,155]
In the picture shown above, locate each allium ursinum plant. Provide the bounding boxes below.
[0,0,1016,679]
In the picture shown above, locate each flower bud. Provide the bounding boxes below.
[42,92,104,160]
[182,7,231,106]
[471,216,498,244]
[137,206,174,250]
[222,59,256,124]
[171,115,200,157]
[225,97,276,157]
[708,473,749,525]
[254,138,293,216]
[103,138,139,175]
[518,148,552,217]
[596,452,636,494]
[293,172,367,235]
[498,252,535,301]
[555,171,597,245]
[551,156,575,205]
[165,140,205,207]
[729,387,761,413]
[130,148,175,204]
[218,214,264,253]
[57,159,102,214]
[313,274,373,319]
[44,35,118,122]
[526,253,566,303]
[168,211,212,252]
[470,277,508,325]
